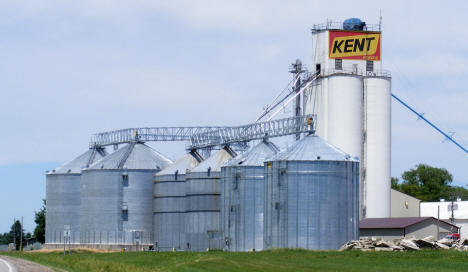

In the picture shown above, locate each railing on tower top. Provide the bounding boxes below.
[311,21,381,33]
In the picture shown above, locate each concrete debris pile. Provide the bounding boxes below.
[339,236,468,252]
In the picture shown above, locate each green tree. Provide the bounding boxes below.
[399,164,453,201]
[391,177,400,190]
[0,232,11,244]
[9,220,24,250]
[34,199,46,244]
[448,186,468,201]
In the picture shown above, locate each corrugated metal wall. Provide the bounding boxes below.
[264,160,359,250]
[46,174,82,244]
[154,174,187,250]
[79,143,171,245]
[46,148,106,244]
[221,166,265,251]
[185,171,223,251]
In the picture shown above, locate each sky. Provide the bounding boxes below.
[0,0,467,233]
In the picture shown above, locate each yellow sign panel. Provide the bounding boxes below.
[329,31,381,60]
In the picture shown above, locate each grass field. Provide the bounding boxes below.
[2,249,468,272]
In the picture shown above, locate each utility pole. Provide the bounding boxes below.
[437,205,440,239]
[13,218,16,250]
[450,192,456,224]
[20,217,23,251]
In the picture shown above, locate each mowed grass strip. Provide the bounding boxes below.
[2,249,468,272]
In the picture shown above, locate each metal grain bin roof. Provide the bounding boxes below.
[157,151,203,176]
[224,140,278,167]
[191,148,235,173]
[88,142,172,170]
[269,135,356,162]
[49,147,107,174]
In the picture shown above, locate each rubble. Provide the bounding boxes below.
[339,236,468,252]
[399,239,420,251]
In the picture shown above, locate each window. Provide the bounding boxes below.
[316,64,321,74]
[275,202,281,210]
[232,180,238,190]
[366,60,374,72]
[122,174,129,187]
[122,202,128,221]
[230,205,237,213]
[335,59,342,70]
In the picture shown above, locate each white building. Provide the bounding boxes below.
[420,199,468,238]
[303,19,391,218]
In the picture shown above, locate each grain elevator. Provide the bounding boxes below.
[303,19,391,218]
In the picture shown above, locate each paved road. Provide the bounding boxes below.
[0,257,15,272]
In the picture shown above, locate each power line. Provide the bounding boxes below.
[392,93,468,155]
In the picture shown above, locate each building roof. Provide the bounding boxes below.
[268,135,356,162]
[191,148,234,173]
[156,152,201,176]
[360,217,459,229]
[391,189,421,202]
[49,147,107,174]
[224,140,278,167]
[88,142,172,170]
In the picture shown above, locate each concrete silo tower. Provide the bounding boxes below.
[303,18,391,218]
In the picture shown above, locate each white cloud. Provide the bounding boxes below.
[0,0,467,185]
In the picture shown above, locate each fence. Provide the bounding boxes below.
[46,230,152,245]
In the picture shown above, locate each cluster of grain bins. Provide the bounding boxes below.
[219,135,359,251]
[46,135,359,251]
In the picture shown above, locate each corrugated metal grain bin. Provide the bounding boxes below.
[153,151,203,251]
[220,140,278,251]
[185,147,236,251]
[46,147,106,244]
[80,142,172,246]
[264,135,359,250]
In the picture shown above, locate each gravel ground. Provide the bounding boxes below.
[0,256,54,272]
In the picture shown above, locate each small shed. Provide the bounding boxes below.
[360,217,459,240]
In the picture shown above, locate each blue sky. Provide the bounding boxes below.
[0,0,467,233]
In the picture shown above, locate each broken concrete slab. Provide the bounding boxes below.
[437,238,454,246]
[375,240,391,248]
[396,239,420,251]
[435,242,450,249]
[415,236,436,248]
[374,247,394,252]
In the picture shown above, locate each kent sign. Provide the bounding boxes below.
[329,31,381,60]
